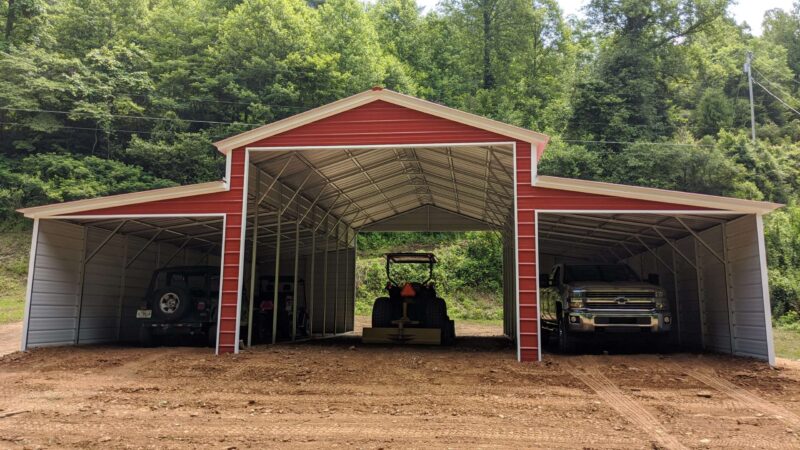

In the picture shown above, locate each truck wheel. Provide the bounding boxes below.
[557,318,575,354]
[151,287,191,322]
[372,297,393,327]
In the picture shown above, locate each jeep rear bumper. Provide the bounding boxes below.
[566,309,671,333]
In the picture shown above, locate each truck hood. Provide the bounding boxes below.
[566,281,659,291]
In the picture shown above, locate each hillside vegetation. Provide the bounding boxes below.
[0,0,799,327]
[355,232,504,321]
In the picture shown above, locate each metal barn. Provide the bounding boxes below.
[18,89,782,363]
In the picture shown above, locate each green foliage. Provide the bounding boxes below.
[355,232,504,320]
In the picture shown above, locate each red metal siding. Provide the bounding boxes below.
[248,100,514,147]
[55,149,247,354]
[48,97,726,362]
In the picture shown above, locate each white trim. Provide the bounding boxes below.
[247,142,517,152]
[224,152,233,189]
[214,89,549,153]
[512,142,522,362]
[529,209,741,215]
[49,213,227,220]
[20,218,40,351]
[534,176,783,215]
[216,215,228,356]
[233,151,252,355]
[18,181,229,219]
[535,210,541,362]
[755,214,777,366]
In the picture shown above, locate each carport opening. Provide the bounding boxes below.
[24,216,224,349]
[241,144,519,350]
[537,212,772,359]
[353,231,506,338]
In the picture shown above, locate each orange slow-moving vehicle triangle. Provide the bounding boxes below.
[400,283,416,298]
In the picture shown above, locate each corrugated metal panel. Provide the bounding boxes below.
[308,246,354,335]
[674,235,703,350]
[725,215,770,360]
[248,100,513,148]
[360,205,492,232]
[26,220,84,347]
[697,225,731,354]
[78,227,125,344]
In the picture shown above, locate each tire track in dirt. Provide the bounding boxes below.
[565,356,688,450]
[663,359,800,429]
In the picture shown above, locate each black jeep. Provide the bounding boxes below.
[136,266,220,347]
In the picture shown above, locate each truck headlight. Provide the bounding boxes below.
[569,289,586,308]
[654,289,668,309]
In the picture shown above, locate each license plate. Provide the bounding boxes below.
[136,309,152,319]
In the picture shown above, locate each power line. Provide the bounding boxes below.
[0,106,263,126]
[561,139,716,147]
[752,79,800,118]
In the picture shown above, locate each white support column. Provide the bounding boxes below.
[308,210,317,337]
[20,218,40,352]
[755,215,776,366]
[334,224,342,335]
[247,170,261,347]
[322,218,329,336]
[291,202,301,341]
[271,186,282,345]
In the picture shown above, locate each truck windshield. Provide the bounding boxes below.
[564,265,640,283]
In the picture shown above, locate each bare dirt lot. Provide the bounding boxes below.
[1,319,800,449]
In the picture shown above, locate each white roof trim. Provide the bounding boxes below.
[213,89,550,153]
[534,175,783,215]
[18,181,228,219]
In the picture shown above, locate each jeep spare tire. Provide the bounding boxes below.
[152,287,190,322]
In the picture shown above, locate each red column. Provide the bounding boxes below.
[515,142,539,361]
[217,149,247,354]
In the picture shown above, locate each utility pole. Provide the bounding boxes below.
[745,51,756,144]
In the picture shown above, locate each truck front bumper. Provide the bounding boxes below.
[566,309,672,333]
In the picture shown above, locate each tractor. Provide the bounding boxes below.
[362,253,455,345]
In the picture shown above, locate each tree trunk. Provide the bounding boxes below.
[5,0,15,42]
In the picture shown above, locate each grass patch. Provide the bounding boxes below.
[774,327,800,360]
[0,232,29,324]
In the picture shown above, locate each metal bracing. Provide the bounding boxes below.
[634,236,676,275]
[345,149,400,216]
[125,230,163,269]
[162,238,191,267]
[676,217,725,264]
[257,155,294,206]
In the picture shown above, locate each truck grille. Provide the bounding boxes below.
[587,291,655,299]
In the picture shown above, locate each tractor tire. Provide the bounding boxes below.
[424,298,447,330]
[151,287,191,323]
[371,297,393,328]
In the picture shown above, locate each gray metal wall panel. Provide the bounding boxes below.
[308,247,353,335]
[79,228,125,344]
[119,234,160,342]
[26,220,84,347]
[725,215,770,360]
[674,236,702,350]
[697,225,732,354]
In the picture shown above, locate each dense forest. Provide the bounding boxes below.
[1,0,800,321]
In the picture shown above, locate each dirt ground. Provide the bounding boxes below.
[1,319,800,449]
[0,322,21,357]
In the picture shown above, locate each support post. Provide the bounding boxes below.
[247,170,261,347]
[671,247,682,346]
[308,210,317,337]
[292,202,301,341]
[322,219,329,336]
[75,227,89,345]
[333,224,341,335]
[271,186,282,345]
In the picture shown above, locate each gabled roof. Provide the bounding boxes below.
[534,175,783,215]
[213,88,550,153]
[18,181,227,219]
